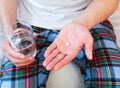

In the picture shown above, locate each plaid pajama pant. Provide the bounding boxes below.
[0,21,120,88]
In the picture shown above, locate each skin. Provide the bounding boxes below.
[0,0,119,69]
[43,22,93,70]
[0,0,34,67]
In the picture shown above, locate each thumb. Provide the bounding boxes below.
[33,33,38,39]
[85,40,93,60]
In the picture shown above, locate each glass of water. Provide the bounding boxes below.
[8,20,37,57]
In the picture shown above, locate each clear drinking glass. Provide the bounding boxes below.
[8,20,37,57]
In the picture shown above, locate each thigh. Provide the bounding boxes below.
[0,27,58,88]
[0,49,49,88]
[86,22,120,88]
[74,21,120,88]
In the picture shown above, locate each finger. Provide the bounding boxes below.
[14,56,35,64]
[15,58,35,67]
[3,52,17,64]
[44,43,57,58]
[2,42,25,59]
[54,55,73,70]
[43,49,60,66]
[33,33,38,38]
[7,50,25,60]
[45,53,65,70]
[4,52,34,66]
[85,39,93,60]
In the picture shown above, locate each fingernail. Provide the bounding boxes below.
[46,66,51,70]
[89,55,93,60]
[43,62,46,66]
[44,53,47,58]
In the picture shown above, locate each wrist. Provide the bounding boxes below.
[73,18,94,30]
[72,19,91,31]
[1,20,16,39]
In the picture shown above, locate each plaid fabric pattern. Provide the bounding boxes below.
[0,28,58,88]
[0,21,120,88]
[73,21,120,88]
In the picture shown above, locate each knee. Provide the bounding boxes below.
[46,63,86,88]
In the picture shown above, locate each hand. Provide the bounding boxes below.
[1,38,35,67]
[43,22,93,70]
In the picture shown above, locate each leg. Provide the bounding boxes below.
[74,21,120,88]
[85,21,120,88]
[0,27,57,88]
[0,49,49,88]
[46,62,86,88]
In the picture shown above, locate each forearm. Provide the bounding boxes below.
[0,0,17,38]
[73,0,119,30]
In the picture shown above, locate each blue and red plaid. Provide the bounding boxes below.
[0,20,120,88]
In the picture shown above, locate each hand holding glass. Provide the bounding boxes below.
[8,21,37,57]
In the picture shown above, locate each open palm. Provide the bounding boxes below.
[43,22,93,70]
